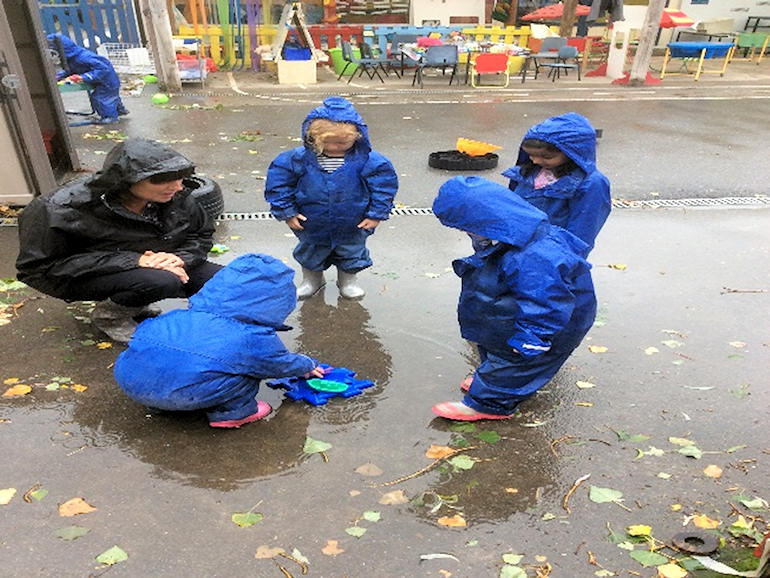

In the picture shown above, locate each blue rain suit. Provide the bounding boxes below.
[114,254,318,422]
[48,33,127,121]
[433,176,596,416]
[265,96,398,272]
[502,112,610,252]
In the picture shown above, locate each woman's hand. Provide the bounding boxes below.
[286,214,307,231]
[357,218,380,230]
[138,251,189,283]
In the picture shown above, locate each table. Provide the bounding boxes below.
[675,30,735,43]
[744,15,770,32]
[660,42,735,81]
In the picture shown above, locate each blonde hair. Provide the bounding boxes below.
[306,119,360,154]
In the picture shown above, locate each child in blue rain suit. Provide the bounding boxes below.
[114,253,325,428]
[265,96,398,300]
[502,112,610,252]
[47,33,128,123]
[431,176,596,421]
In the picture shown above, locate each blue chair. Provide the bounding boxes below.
[389,33,420,73]
[359,41,401,78]
[540,45,581,81]
[338,41,384,84]
[531,36,568,79]
[412,44,459,88]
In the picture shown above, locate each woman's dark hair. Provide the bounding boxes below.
[519,138,578,178]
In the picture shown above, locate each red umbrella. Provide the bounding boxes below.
[521,2,591,22]
[660,8,695,28]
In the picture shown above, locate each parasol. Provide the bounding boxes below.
[521,2,591,22]
[660,8,695,29]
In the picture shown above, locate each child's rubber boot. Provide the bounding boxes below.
[337,269,365,299]
[91,299,144,343]
[209,401,272,428]
[297,268,325,300]
[432,401,514,421]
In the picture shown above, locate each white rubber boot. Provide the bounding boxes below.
[296,268,325,300]
[91,299,144,343]
[337,269,365,299]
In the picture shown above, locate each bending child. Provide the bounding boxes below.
[114,253,325,428]
[265,96,398,300]
[502,112,610,252]
[431,176,597,421]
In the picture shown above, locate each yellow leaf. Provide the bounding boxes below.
[644,347,660,355]
[627,524,652,536]
[703,464,723,478]
[668,437,693,446]
[58,497,97,517]
[0,488,17,505]
[728,341,746,348]
[439,570,452,578]
[71,384,88,393]
[608,263,627,270]
[3,377,20,385]
[437,515,466,527]
[657,562,688,578]
[2,384,32,397]
[96,342,113,349]
[670,504,682,511]
[379,490,409,505]
[692,514,720,529]
[321,539,344,556]
[575,401,594,407]
[349,490,361,497]
[535,555,548,563]
[576,381,596,389]
[505,488,519,494]
[732,515,751,530]
[588,345,608,354]
[254,545,284,559]
[426,445,455,459]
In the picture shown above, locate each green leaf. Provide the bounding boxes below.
[345,526,366,538]
[617,541,635,551]
[500,564,527,578]
[629,550,668,567]
[502,553,524,565]
[475,431,501,444]
[29,488,48,501]
[738,496,769,510]
[589,486,623,503]
[450,423,476,433]
[595,570,614,577]
[454,436,470,447]
[615,430,650,443]
[447,455,475,470]
[725,445,747,453]
[290,548,309,565]
[54,525,90,540]
[362,510,381,522]
[96,545,128,565]
[678,445,703,459]
[303,436,332,454]
[0,280,28,292]
[231,512,263,527]
[45,383,60,391]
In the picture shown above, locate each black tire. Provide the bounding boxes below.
[183,175,224,219]
[428,150,499,171]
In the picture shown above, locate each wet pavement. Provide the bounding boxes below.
[1,63,769,577]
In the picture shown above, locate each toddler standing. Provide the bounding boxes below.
[265,97,398,299]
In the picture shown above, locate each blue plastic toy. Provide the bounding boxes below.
[265,365,374,406]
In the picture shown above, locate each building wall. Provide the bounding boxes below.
[410,0,485,26]
[680,0,761,31]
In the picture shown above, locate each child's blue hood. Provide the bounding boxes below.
[517,112,598,174]
[188,253,297,328]
[47,33,82,60]
[433,176,551,248]
[300,96,371,154]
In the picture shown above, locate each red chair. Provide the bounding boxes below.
[470,53,510,87]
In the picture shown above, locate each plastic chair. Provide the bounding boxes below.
[531,36,568,79]
[389,33,420,73]
[359,41,401,78]
[338,41,384,84]
[470,53,510,87]
[412,44,459,88]
[733,32,769,64]
[540,45,581,81]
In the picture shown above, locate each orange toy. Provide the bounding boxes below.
[456,138,502,157]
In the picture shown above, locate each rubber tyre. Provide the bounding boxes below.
[429,150,499,171]
[183,175,224,219]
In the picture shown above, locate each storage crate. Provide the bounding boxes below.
[97,43,155,75]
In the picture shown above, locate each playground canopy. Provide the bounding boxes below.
[660,8,695,29]
[521,2,590,22]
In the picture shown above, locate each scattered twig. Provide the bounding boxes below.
[587,438,612,446]
[550,435,578,456]
[562,473,591,514]
[23,483,42,503]
[278,552,308,575]
[369,446,479,487]
[675,351,695,361]
[721,286,767,295]
[272,560,293,578]
[320,451,329,463]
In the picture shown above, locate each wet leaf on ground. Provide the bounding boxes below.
[678,445,703,459]
[232,512,263,527]
[54,525,90,540]
[703,464,723,478]
[437,514,466,527]
[588,345,608,353]
[475,431,501,444]
[345,526,366,538]
[321,540,344,556]
[627,524,652,536]
[576,380,596,389]
[615,429,651,443]
[379,490,409,505]
[303,436,332,454]
[426,445,455,459]
[2,384,32,397]
[629,549,668,567]
[447,455,475,470]
[420,552,459,562]
[58,497,96,516]
[668,437,693,446]
[255,545,284,559]
[96,545,128,565]
[656,562,688,577]
[362,510,381,522]
[589,486,623,504]
[354,463,383,476]
[0,488,17,505]
[692,514,720,529]
[499,564,527,578]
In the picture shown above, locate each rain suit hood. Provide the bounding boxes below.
[189,253,297,329]
[517,112,598,174]
[301,96,371,155]
[47,33,81,61]
[87,138,195,196]
[433,176,588,257]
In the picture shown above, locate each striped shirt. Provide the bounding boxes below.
[317,154,346,173]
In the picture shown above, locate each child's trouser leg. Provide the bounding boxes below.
[206,387,260,423]
[463,346,575,415]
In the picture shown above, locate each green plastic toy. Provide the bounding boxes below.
[306,379,348,393]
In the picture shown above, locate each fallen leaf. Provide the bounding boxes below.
[678,445,703,459]
[439,570,452,577]
[345,526,366,538]
[232,512,263,527]
[379,490,409,505]
[362,510,381,522]
[627,524,652,536]
[668,437,693,446]
[0,488,17,505]
[692,514,720,529]
[657,472,671,479]
[502,553,524,565]
[95,342,113,349]
[54,525,90,540]
[426,445,455,459]
[629,550,668,567]
[3,384,32,397]
[588,345,608,353]
[661,339,684,349]
[354,463,383,476]
[95,545,128,565]
[589,486,623,504]
[608,263,627,270]
[670,504,682,511]
[505,488,519,494]
[303,436,332,454]
[420,553,459,562]
[644,347,660,355]
[575,401,594,407]
[576,380,596,389]
[657,562,688,578]
[447,455,475,470]
[2,377,20,385]
[254,545,285,559]
[500,565,527,578]
[703,464,723,478]
[58,497,96,517]
[475,431,501,443]
[349,490,361,497]
[321,540,344,556]
[728,341,747,348]
[437,514,466,527]
[70,384,88,393]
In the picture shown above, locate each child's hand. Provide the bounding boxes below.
[304,366,327,379]
[357,218,380,230]
[286,214,307,231]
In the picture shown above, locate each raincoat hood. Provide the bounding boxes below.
[433,176,550,248]
[300,96,371,154]
[517,112,598,174]
[188,253,297,328]
[46,33,81,60]
[87,138,195,195]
